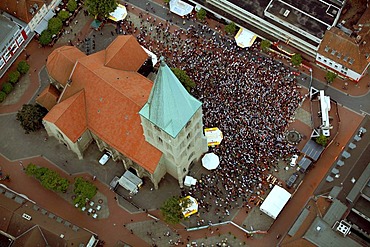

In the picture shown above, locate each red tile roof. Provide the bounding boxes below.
[46,46,86,87]
[43,90,87,143]
[318,27,370,74]
[104,35,148,71]
[44,36,162,173]
[36,84,60,111]
[0,0,45,23]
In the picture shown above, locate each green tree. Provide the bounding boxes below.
[325,71,337,83]
[8,70,21,84]
[16,104,48,134]
[225,22,237,35]
[0,91,6,103]
[2,83,13,94]
[260,40,271,52]
[48,17,63,35]
[160,196,184,224]
[196,8,207,21]
[85,0,118,19]
[17,60,30,74]
[316,134,328,147]
[73,177,97,201]
[58,10,70,22]
[67,0,78,12]
[171,68,195,92]
[291,53,302,66]
[39,30,52,46]
[25,163,39,176]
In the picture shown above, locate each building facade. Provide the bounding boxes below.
[189,0,344,57]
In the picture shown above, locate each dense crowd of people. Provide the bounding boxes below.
[121,13,303,223]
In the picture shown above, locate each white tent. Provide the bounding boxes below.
[184,176,197,187]
[260,185,291,219]
[202,153,220,170]
[109,4,127,22]
[170,0,194,17]
[234,28,257,48]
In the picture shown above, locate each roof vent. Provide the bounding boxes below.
[283,9,290,17]
[29,8,35,15]
[324,46,330,52]
[335,220,351,236]
[349,58,354,65]
[33,3,38,10]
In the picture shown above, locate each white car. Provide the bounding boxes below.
[290,154,299,167]
[99,153,111,165]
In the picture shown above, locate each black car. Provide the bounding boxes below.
[286,172,299,188]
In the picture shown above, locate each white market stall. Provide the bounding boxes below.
[204,127,223,146]
[202,153,220,170]
[234,28,257,48]
[184,175,197,187]
[259,185,291,219]
[109,4,127,22]
[170,0,194,17]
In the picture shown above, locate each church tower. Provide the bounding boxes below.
[139,57,208,187]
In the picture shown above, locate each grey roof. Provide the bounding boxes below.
[0,15,19,53]
[323,199,347,226]
[302,140,325,161]
[347,163,370,203]
[304,217,362,247]
[139,57,202,138]
[288,208,310,236]
[298,157,312,172]
[329,186,342,199]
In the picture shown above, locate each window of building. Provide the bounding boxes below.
[187,133,191,139]
[158,137,163,143]
[154,125,161,132]
[324,59,327,63]
[186,120,191,129]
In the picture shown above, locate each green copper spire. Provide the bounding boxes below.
[140,57,202,138]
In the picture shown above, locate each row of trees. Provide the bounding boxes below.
[0,61,30,103]
[26,163,70,192]
[39,0,78,46]
[25,163,98,208]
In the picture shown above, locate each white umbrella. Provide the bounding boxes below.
[202,153,220,170]
[234,28,257,48]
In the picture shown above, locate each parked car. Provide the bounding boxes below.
[286,172,299,188]
[290,154,299,167]
[99,152,111,165]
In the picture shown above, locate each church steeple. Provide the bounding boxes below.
[139,57,202,138]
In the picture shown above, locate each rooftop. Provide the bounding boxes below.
[0,15,19,53]
[0,0,48,24]
[0,186,92,246]
[303,217,362,247]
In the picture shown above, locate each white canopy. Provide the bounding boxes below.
[260,185,291,219]
[234,28,257,48]
[184,176,197,187]
[170,0,194,17]
[109,4,127,22]
[202,153,220,170]
[35,9,55,34]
